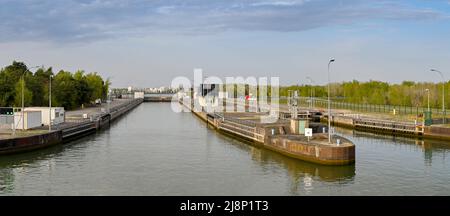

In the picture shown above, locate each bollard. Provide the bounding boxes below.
[337,139,340,146]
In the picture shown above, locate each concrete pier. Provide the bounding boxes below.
[180,100,355,166]
[0,99,143,155]
[226,97,450,141]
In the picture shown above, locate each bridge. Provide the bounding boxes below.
[143,94,173,102]
[119,93,174,102]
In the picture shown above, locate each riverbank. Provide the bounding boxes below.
[0,99,143,155]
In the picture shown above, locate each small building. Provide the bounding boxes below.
[14,111,42,130]
[134,92,144,99]
[25,107,65,126]
[0,115,14,130]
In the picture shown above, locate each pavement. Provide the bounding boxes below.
[66,99,132,118]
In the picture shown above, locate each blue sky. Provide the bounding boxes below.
[1,0,450,87]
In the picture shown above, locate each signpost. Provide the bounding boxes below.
[305,128,313,142]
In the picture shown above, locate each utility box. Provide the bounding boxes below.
[424,111,432,126]
[14,111,42,130]
[25,107,65,126]
[291,119,309,135]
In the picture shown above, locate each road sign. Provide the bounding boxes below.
[0,107,14,116]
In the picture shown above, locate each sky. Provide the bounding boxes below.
[1,0,450,87]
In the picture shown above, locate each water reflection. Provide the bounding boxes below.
[0,133,98,194]
[337,127,450,167]
[0,168,14,193]
[0,103,449,195]
[0,136,91,168]
[212,129,356,187]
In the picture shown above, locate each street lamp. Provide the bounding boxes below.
[425,89,430,112]
[306,76,315,109]
[328,58,335,144]
[49,74,53,132]
[430,69,446,124]
[21,65,42,130]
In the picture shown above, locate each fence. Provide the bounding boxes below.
[298,97,450,117]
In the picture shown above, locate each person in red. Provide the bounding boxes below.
[245,95,250,100]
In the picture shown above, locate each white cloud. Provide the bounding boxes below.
[250,0,308,7]
[0,0,447,43]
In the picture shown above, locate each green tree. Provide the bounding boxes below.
[85,72,105,102]
[52,70,78,109]
[14,79,33,107]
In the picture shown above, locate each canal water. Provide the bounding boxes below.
[1,103,449,195]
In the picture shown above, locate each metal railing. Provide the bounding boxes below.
[298,97,450,116]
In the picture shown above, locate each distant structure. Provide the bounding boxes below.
[134,92,144,99]
[111,86,180,99]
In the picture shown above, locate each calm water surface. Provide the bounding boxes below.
[1,103,449,195]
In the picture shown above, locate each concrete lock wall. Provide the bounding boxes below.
[424,126,450,139]
[268,137,355,165]
[0,131,62,154]
[332,116,354,127]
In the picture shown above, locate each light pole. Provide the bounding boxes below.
[49,74,53,132]
[431,69,446,124]
[425,89,430,112]
[21,65,41,130]
[328,58,335,144]
[107,89,111,113]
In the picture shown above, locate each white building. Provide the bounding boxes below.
[14,111,42,130]
[25,107,65,126]
[134,92,145,99]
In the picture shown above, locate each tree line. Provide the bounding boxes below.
[280,80,450,108]
[0,61,110,110]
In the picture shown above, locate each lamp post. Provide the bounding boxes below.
[107,89,111,113]
[21,65,41,130]
[430,69,446,124]
[328,58,335,144]
[49,74,53,132]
